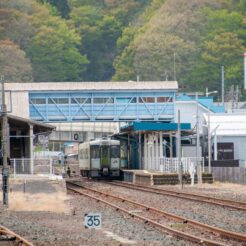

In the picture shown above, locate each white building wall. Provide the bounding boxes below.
[175,101,208,134]
[7,91,29,118]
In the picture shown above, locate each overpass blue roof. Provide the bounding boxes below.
[177,94,225,113]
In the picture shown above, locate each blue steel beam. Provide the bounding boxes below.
[29,91,175,122]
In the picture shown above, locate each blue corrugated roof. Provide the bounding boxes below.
[122,122,191,131]
[176,94,225,113]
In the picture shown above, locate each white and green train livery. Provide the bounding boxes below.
[78,138,120,178]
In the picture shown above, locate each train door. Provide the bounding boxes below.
[101,145,110,175]
[110,145,120,170]
[91,145,100,170]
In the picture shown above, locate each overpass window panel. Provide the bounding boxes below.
[48,98,69,104]
[116,97,136,103]
[139,97,155,103]
[157,97,173,103]
[93,98,114,104]
[30,98,46,104]
[71,98,91,104]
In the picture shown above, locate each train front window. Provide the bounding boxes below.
[111,145,120,158]
[91,145,100,159]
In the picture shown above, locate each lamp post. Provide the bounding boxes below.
[205,88,218,97]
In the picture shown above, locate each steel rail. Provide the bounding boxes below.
[67,181,246,245]
[105,181,246,211]
[0,225,34,246]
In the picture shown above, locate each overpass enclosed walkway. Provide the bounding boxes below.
[6,81,177,122]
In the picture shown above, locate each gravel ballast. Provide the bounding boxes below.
[0,178,187,246]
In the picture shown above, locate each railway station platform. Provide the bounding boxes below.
[122,169,213,186]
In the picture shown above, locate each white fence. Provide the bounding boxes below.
[159,157,204,174]
[10,158,53,177]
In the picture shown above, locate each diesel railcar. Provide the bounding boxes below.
[78,138,121,179]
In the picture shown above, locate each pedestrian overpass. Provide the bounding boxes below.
[24,81,177,122]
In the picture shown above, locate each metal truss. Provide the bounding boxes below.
[29,92,175,122]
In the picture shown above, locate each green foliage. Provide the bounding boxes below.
[37,0,70,17]
[0,0,245,88]
[0,40,33,82]
[0,0,88,82]
[27,23,88,81]
[190,32,244,92]
[188,2,246,93]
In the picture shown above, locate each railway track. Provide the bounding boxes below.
[0,225,34,246]
[103,181,246,211]
[67,180,246,246]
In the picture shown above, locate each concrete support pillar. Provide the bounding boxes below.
[147,134,151,170]
[159,132,163,158]
[214,134,217,161]
[127,134,130,169]
[155,132,159,170]
[151,133,154,170]
[138,132,142,169]
[29,124,34,174]
[170,132,173,158]
[144,133,147,170]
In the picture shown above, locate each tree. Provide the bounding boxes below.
[27,24,88,81]
[0,40,33,82]
[37,0,70,18]
[189,32,245,92]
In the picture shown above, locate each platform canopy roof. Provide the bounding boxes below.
[2,114,55,134]
[121,122,191,133]
[204,113,246,136]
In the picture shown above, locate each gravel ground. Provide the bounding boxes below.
[157,182,246,202]
[83,180,246,235]
[0,178,188,246]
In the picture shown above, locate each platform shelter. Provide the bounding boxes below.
[115,121,192,171]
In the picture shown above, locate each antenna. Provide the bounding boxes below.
[173,53,176,81]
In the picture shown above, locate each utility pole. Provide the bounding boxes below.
[208,108,211,174]
[173,53,176,81]
[1,76,9,206]
[221,66,224,106]
[177,110,182,185]
[196,93,202,184]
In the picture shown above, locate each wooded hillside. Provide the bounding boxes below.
[0,0,245,96]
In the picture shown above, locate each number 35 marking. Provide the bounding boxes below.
[85,213,101,229]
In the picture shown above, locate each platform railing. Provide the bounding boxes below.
[10,158,53,178]
[159,157,204,174]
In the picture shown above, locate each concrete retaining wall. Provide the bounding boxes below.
[212,167,246,184]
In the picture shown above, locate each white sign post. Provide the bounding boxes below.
[84,213,101,229]
[38,135,49,145]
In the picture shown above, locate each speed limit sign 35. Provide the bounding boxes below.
[84,213,101,229]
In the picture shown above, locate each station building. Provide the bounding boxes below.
[7,81,241,172]
[5,81,187,170]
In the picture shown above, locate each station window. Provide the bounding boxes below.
[48,98,69,104]
[93,98,114,104]
[71,98,91,104]
[116,97,136,103]
[217,143,234,160]
[157,97,173,103]
[30,98,46,104]
[139,97,155,103]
